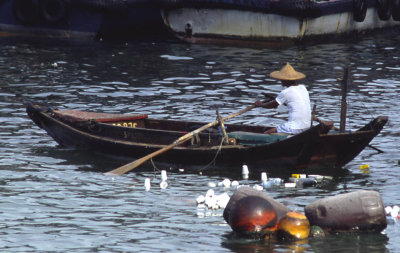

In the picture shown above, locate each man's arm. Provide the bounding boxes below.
[254,99,279,109]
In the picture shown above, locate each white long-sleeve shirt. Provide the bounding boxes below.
[275,85,311,134]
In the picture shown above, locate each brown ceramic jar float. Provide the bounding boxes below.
[224,187,387,240]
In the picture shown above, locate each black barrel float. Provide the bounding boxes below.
[353,0,367,22]
[40,0,67,23]
[304,190,387,233]
[376,0,392,20]
[13,0,40,25]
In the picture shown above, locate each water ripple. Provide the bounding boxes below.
[1,33,400,252]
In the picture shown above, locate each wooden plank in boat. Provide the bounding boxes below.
[53,110,148,123]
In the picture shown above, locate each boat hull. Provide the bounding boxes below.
[161,3,400,45]
[0,0,169,40]
[26,103,387,173]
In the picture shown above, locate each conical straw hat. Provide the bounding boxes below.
[270,63,306,81]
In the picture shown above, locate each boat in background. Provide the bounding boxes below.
[0,0,172,41]
[160,0,400,46]
[26,103,388,173]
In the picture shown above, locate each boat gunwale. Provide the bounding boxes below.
[30,104,385,149]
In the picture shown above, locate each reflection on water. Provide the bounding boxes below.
[1,31,400,252]
[222,232,390,253]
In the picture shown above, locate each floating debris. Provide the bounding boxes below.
[197,188,231,210]
[308,175,333,181]
[284,183,296,188]
[253,184,263,191]
[231,180,239,187]
[388,205,400,218]
[196,195,205,204]
[205,189,214,199]
[161,170,168,181]
[220,178,231,188]
[205,196,218,210]
[160,180,168,189]
[295,178,317,188]
[385,206,392,215]
[310,225,325,238]
[215,192,230,209]
[360,164,370,174]
[261,172,268,182]
[242,165,249,179]
[144,178,151,191]
[291,174,306,179]
[207,182,217,188]
[262,178,283,188]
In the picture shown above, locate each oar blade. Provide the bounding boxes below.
[105,158,146,176]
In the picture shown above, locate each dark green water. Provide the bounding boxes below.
[0,32,399,252]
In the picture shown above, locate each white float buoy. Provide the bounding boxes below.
[242,165,249,179]
[205,195,217,209]
[262,181,273,188]
[261,172,268,182]
[253,184,263,191]
[385,206,393,215]
[144,178,151,191]
[205,189,215,199]
[391,205,400,218]
[284,182,296,188]
[161,170,167,181]
[160,180,168,189]
[222,178,231,188]
[216,192,230,209]
[207,182,217,188]
[231,180,239,187]
[196,195,205,204]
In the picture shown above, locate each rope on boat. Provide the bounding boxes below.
[150,158,160,174]
[198,135,228,172]
[149,135,227,173]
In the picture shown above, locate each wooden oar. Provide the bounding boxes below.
[105,104,257,176]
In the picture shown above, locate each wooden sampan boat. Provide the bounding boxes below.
[26,103,388,172]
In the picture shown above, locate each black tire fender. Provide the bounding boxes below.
[392,0,400,20]
[353,0,367,22]
[13,0,40,25]
[376,0,392,20]
[40,0,67,23]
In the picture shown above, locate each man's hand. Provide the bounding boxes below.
[254,100,263,107]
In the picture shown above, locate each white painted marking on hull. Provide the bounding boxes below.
[162,8,399,40]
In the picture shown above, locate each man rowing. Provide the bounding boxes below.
[254,63,311,134]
